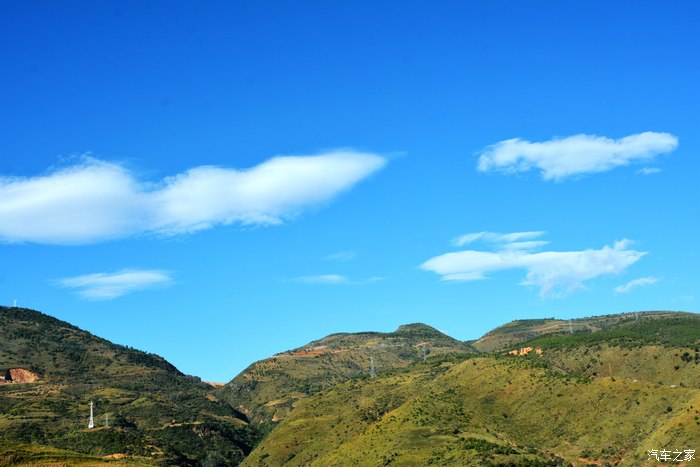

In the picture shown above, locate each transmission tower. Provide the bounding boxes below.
[88,401,94,429]
[369,357,376,378]
[421,346,428,362]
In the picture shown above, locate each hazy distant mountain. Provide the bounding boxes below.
[0,306,261,466]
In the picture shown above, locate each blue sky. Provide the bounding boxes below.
[1,1,698,381]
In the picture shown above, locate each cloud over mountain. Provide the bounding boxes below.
[614,276,659,294]
[422,233,646,298]
[55,269,173,300]
[0,151,386,244]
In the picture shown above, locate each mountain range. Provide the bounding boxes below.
[1,306,698,466]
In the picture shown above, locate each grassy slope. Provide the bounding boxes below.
[0,307,260,466]
[216,323,473,426]
[245,313,700,466]
[0,439,155,466]
[472,311,696,352]
[522,315,700,391]
[3,307,697,466]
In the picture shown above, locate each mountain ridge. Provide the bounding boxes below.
[216,320,473,426]
[471,310,698,352]
[244,311,700,466]
[1,307,698,466]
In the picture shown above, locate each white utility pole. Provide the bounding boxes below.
[88,401,94,429]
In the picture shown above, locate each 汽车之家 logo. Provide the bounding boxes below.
[647,449,695,463]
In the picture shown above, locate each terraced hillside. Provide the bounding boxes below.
[216,324,473,426]
[0,306,261,466]
[245,313,700,466]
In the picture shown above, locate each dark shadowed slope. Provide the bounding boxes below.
[0,306,261,466]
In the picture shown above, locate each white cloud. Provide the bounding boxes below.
[638,167,662,175]
[290,274,383,285]
[292,274,349,284]
[55,269,173,300]
[451,231,547,248]
[477,132,678,181]
[500,240,550,251]
[614,276,659,294]
[421,235,646,298]
[0,150,386,244]
[324,250,358,262]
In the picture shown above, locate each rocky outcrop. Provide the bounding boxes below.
[507,346,543,356]
[4,368,40,383]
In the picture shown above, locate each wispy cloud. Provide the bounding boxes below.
[0,150,386,244]
[500,240,550,251]
[55,269,173,300]
[477,132,678,181]
[292,274,349,284]
[323,250,358,262]
[451,231,547,248]
[637,167,662,176]
[614,276,658,294]
[289,274,383,285]
[422,234,646,298]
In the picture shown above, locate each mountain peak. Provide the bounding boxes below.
[395,323,442,334]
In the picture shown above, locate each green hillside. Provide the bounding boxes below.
[0,439,134,467]
[0,306,261,466]
[245,312,700,466]
[216,323,473,427]
[471,311,694,352]
[2,307,698,466]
